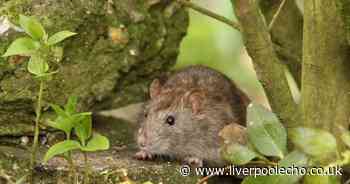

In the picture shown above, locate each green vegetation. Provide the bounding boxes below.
[44,96,110,183]
[221,103,349,184]
[2,14,76,183]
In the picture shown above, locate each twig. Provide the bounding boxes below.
[178,0,241,31]
[268,0,287,30]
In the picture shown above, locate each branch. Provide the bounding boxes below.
[268,0,287,30]
[178,0,241,31]
[260,0,303,88]
[231,0,299,127]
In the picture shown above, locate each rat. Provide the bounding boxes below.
[134,65,250,167]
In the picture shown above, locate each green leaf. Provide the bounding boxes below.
[19,15,46,40]
[65,96,78,114]
[48,31,77,45]
[304,175,340,184]
[242,151,308,184]
[44,140,81,162]
[51,104,69,118]
[222,143,258,165]
[46,117,73,137]
[82,133,109,152]
[247,103,287,159]
[2,37,40,57]
[242,176,270,184]
[74,115,92,146]
[27,55,49,76]
[290,127,337,157]
[341,132,350,148]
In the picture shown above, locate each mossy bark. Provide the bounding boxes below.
[260,0,303,88]
[232,0,299,127]
[302,0,350,148]
[0,0,189,136]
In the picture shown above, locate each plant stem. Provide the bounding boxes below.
[29,79,44,184]
[66,134,78,184]
[178,0,241,31]
[83,152,89,184]
[268,0,287,31]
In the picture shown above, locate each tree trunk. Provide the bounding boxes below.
[302,0,350,149]
[0,0,188,136]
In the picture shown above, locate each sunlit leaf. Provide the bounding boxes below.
[50,104,69,119]
[48,31,77,45]
[341,132,350,148]
[247,103,287,159]
[19,15,46,40]
[304,175,340,184]
[46,117,73,137]
[222,143,258,165]
[241,151,308,184]
[44,140,81,162]
[2,37,40,57]
[74,115,92,146]
[65,96,78,114]
[82,133,109,152]
[27,55,49,76]
[290,127,337,157]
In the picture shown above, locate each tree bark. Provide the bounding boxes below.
[302,0,350,148]
[260,0,303,88]
[0,0,189,136]
[232,0,299,127]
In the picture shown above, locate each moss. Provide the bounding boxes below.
[0,0,189,135]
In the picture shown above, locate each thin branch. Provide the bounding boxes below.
[268,0,287,30]
[232,0,299,127]
[178,0,241,31]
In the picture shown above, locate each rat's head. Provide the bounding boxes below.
[137,79,206,156]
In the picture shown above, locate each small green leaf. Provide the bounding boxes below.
[2,37,40,57]
[48,31,77,45]
[19,15,46,40]
[46,117,73,137]
[65,96,78,114]
[247,103,287,159]
[82,133,109,152]
[27,55,49,76]
[290,127,337,158]
[222,143,258,165]
[341,132,350,148]
[44,140,81,162]
[74,115,92,146]
[51,104,69,119]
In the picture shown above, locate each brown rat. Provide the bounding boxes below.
[135,65,250,167]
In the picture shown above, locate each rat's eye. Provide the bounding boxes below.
[144,112,148,118]
[165,115,175,126]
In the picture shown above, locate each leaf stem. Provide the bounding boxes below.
[29,79,44,184]
[178,0,241,31]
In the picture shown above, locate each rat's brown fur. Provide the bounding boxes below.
[135,65,249,166]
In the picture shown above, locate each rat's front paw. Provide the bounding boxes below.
[184,157,203,167]
[134,150,153,160]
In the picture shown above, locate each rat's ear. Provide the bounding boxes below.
[186,91,204,114]
[150,79,162,99]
